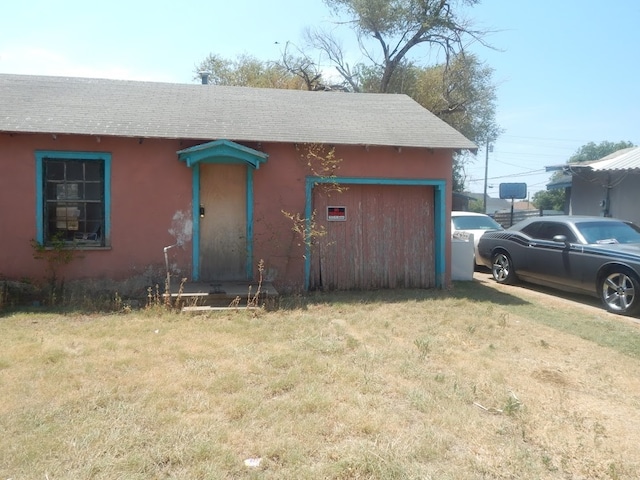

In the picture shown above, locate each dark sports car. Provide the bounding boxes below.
[477,215,640,316]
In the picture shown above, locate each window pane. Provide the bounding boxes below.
[85,202,103,221]
[84,183,102,200]
[85,162,102,180]
[45,182,59,201]
[56,183,79,200]
[66,162,84,181]
[46,206,57,224]
[46,161,65,180]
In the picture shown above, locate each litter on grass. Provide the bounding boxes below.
[244,457,262,468]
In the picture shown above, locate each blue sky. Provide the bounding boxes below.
[1,0,638,198]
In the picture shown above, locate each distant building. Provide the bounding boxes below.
[566,147,640,224]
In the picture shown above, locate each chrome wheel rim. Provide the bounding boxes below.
[492,254,510,282]
[602,272,636,312]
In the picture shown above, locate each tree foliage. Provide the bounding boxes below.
[467,198,484,213]
[408,55,499,144]
[351,54,499,143]
[531,188,565,211]
[195,53,307,89]
[320,0,487,93]
[568,140,635,163]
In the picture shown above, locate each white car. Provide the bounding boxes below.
[451,211,504,266]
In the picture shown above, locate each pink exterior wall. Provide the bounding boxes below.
[0,133,193,287]
[0,134,453,292]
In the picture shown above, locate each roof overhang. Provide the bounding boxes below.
[177,139,269,169]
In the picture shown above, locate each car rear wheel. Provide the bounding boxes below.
[492,252,516,285]
[600,271,640,315]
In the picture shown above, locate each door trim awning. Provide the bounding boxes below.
[177,139,269,169]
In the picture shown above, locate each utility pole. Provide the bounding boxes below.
[483,141,491,214]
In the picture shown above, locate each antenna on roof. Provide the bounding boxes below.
[198,71,211,85]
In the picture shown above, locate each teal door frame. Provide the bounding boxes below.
[178,140,268,281]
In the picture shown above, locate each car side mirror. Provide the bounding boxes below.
[553,234,570,247]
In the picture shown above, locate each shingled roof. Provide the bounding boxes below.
[0,73,475,150]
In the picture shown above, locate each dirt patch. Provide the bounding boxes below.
[473,270,640,324]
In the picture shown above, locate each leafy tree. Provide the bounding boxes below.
[349,54,499,142]
[531,188,565,211]
[195,53,307,89]
[468,198,484,213]
[568,140,635,163]
[411,55,500,145]
[319,0,489,93]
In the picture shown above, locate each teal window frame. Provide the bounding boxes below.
[35,150,111,247]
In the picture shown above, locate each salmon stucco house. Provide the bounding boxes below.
[0,73,475,295]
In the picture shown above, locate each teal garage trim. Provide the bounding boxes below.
[304,176,447,291]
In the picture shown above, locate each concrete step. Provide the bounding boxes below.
[165,280,278,308]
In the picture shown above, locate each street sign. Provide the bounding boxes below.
[499,182,527,200]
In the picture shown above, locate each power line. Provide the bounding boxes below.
[491,158,550,169]
[492,170,547,179]
[467,169,547,183]
[491,151,573,159]
[498,134,599,143]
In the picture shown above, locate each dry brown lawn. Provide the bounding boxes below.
[1,275,640,479]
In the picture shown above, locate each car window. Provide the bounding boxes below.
[627,222,640,234]
[521,222,577,242]
[452,215,502,230]
[541,223,576,242]
[520,222,542,238]
[577,221,640,244]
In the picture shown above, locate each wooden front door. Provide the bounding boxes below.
[199,164,247,281]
